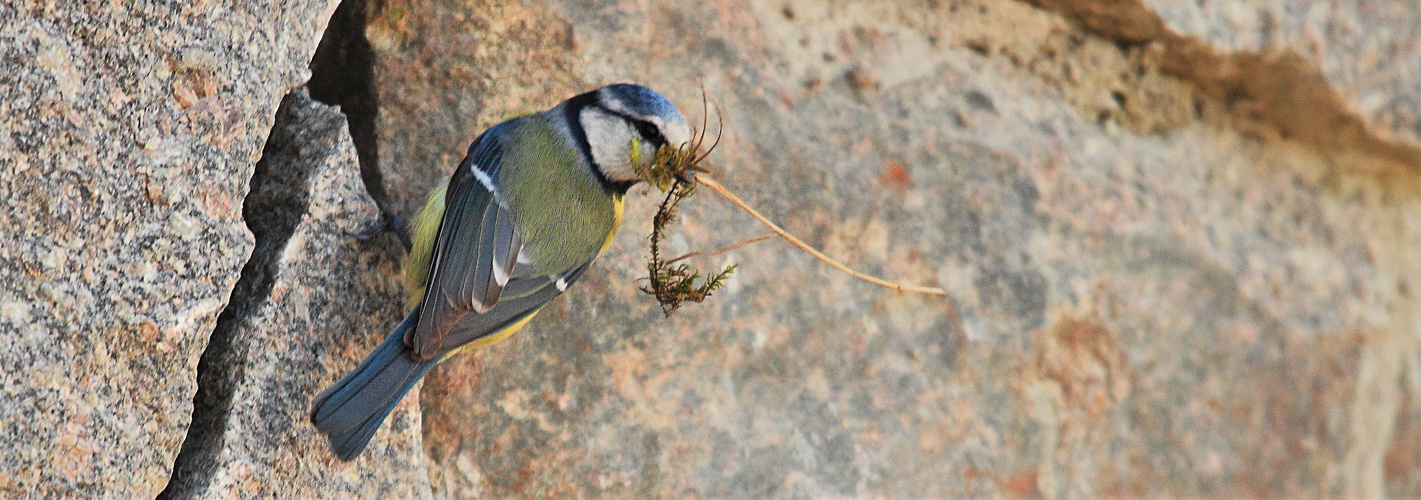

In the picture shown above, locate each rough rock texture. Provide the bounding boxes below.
[6,0,1421,497]
[1144,0,1421,147]
[160,89,432,499]
[364,0,1421,498]
[0,0,338,496]
[1028,0,1421,174]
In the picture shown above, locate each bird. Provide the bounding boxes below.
[310,83,691,461]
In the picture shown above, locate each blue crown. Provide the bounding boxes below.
[601,83,682,120]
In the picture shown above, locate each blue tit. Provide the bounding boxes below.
[310,84,691,460]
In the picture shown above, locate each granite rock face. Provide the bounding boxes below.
[1143,0,1421,148]
[160,89,432,499]
[6,0,1421,497]
[0,0,338,496]
[365,0,1421,497]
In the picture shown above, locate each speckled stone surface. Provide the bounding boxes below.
[6,0,1419,497]
[365,0,1421,498]
[1143,0,1421,146]
[0,0,338,496]
[180,90,432,499]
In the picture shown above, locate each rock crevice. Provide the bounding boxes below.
[5,0,1421,497]
[158,90,323,500]
[309,0,386,206]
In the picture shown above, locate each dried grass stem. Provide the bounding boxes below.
[694,175,947,296]
[664,234,776,265]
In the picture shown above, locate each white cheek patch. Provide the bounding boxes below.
[580,108,638,182]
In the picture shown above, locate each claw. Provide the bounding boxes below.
[390,211,412,252]
[354,201,413,253]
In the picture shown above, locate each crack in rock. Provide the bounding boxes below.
[158,91,323,500]
[160,3,395,495]
[309,0,386,207]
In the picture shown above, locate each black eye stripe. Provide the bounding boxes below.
[632,120,666,147]
[596,104,667,144]
[591,104,669,148]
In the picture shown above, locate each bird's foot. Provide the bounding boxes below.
[354,201,413,253]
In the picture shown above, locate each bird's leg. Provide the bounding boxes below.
[354,201,414,253]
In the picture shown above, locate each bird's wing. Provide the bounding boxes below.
[435,261,593,350]
[404,123,594,360]
[406,123,522,359]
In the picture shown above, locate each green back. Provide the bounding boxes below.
[501,116,616,273]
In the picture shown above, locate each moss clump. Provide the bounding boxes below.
[635,100,735,317]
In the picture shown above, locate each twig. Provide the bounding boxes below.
[664,234,776,265]
[694,175,947,296]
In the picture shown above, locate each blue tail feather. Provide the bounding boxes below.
[310,311,437,461]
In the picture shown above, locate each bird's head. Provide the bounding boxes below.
[563,84,692,190]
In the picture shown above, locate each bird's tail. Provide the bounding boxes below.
[310,311,437,461]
